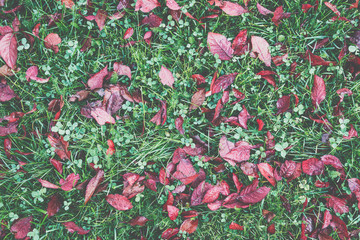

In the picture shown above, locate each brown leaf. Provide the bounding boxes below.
[262,209,276,223]
[85,170,104,204]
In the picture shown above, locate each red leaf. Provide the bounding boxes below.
[189,88,206,110]
[0,33,17,69]
[325,2,340,17]
[302,4,313,13]
[106,139,115,155]
[32,23,41,38]
[128,216,149,226]
[315,180,329,188]
[113,62,131,79]
[161,228,179,239]
[175,116,184,134]
[166,0,181,10]
[257,3,273,15]
[257,163,276,186]
[220,1,248,16]
[207,32,233,60]
[262,209,276,223]
[202,185,221,203]
[141,13,163,28]
[90,107,116,125]
[135,0,161,13]
[47,194,62,217]
[237,105,248,129]
[348,178,360,193]
[85,170,104,204]
[229,222,244,230]
[276,95,291,115]
[159,66,174,88]
[324,194,349,214]
[219,136,252,166]
[180,218,198,234]
[191,181,212,206]
[38,179,60,189]
[191,74,206,85]
[330,215,349,240]
[239,186,271,204]
[0,82,16,102]
[11,216,32,239]
[311,75,326,108]
[322,210,332,229]
[350,0,360,9]
[320,155,343,169]
[182,210,199,218]
[95,9,107,31]
[26,66,50,83]
[59,0,75,8]
[60,173,80,191]
[150,99,167,125]
[163,190,174,211]
[44,33,61,53]
[280,195,291,213]
[232,173,243,193]
[232,29,248,55]
[62,222,90,235]
[272,6,291,26]
[257,119,264,131]
[251,36,271,66]
[267,223,276,234]
[167,205,179,220]
[123,27,134,39]
[302,158,324,175]
[159,167,169,185]
[122,173,145,199]
[344,124,358,139]
[210,73,238,94]
[256,70,278,89]
[48,134,71,160]
[87,66,108,90]
[106,194,133,211]
[305,50,335,66]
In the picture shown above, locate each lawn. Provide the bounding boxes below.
[0,0,360,239]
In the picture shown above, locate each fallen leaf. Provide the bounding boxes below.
[60,173,80,191]
[135,0,161,13]
[175,116,184,134]
[324,194,349,214]
[161,228,179,239]
[305,50,336,66]
[207,32,234,60]
[38,179,60,189]
[189,88,206,110]
[0,82,16,102]
[106,194,133,211]
[95,9,107,31]
[128,216,149,226]
[229,222,244,230]
[210,73,238,94]
[48,134,71,160]
[257,3,273,15]
[47,194,62,217]
[113,62,131,79]
[220,1,248,16]
[267,223,276,234]
[272,6,291,26]
[262,209,276,223]
[237,105,249,129]
[58,0,75,8]
[320,155,343,169]
[302,158,324,175]
[85,170,104,204]
[219,136,252,166]
[10,216,32,239]
[167,205,179,220]
[166,0,181,10]
[44,33,61,53]
[87,66,108,90]
[123,27,134,39]
[26,66,50,83]
[311,75,326,109]
[251,36,271,66]
[62,222,90,235]
[276,95,291,115]
[180,218,198,234]
[258,163,276,186]
[0,33,18,69]
[159,66,175,88]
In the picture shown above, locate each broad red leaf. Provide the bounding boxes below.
[11,216,32,239]
[322,210,332,229]
[38,179,60,189]
[166,0,181,10]
[80,36,92,52]
[257,119,264,131]
[305,50,336,66]
[180,218,198,234]
[161,228,179,239]
[220,1,248,16]
[191,181,212,206]
[0,33,17,69]
[258,163,276,186]
[113,62,131,79]
[191,74,206,85]
[189,88,205,110]
[229,222,244,230]
[85,170,104,204]
[0,82,16,102]
[106,194,133,211]
[311,75,326,108]
[123,28,134,39]
[167,205,179,220]
[256,70,278,89]
[95,9,107,31]
[210,73,238,94]
[122,173,145,199]
[182,210,199,218]
[279,160,298,178]
[135,0,161,13]
[175,116,184,134]
[47,194,62,217]
[302,4,313,13]
[262,209,276,223]
[207,32,233,60]
[128,216,149,226]
[257,3,273,15]
[159,167,169,185]
[267,224,276,234]
[302,158,324,175]
[251,36,271,66]
[348,178,360,192]
[58,0,75,8]
[315,180,329,188]
[330,215,349,240]
[163,190,174,211]
[232,173,243,193]
[237,105,248,129]
[62,222,90,235]
[232,29,247,55]
[150,99,167,125]
[320,155,342,169]
[202,185,221,203]
[173,158,199,185]
[219,136,252,166]
[159,66,174,88]
[324,194,349,214]
[0,122,18,137]
[87,66,108,90]
[26,66,50,83]
[272,6,291,26]
[344,124,358,139]
[280,195,291,213]
[106,139,115,155]
[238,186,271,204]
[276,95,291,115]
[141,14,163,28]
[60,173,80,191]
[44,33,61,53]
[48,134,71,160]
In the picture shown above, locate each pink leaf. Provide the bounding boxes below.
[85,170,104,204]
[95,9,107,31]
[128,216,149,226]
[272,6,291,26]
[135,0,161,13]
[159,66,175,88]
[113,62,131,79]
[237,105,248,129]
[123,27,134,39]
[320,155,343,169]
[210,73,238,94]
[189,88,206,110]
[302,158,324,175]
[11,216,33,239]
[324,194,349,214]
[238,186,271,204]
[207,32,233,60]
[38,179,60,189]
[106,194,133,211]
[219,136,252,166]
[180,219,198,234]
[251,36,271,66]
[276,95,291,115]
[311,75,326,108]
[0,33,18,69]
[47,194,62,217]
[220,1,248,16]
[0,82,16,102]
[257,3,273,15]
[44,33,61,53]
[62,222,90,235]
[167,205,179,220]
[257,163,276,186]
[26,66,50,83]
[87,66,108,90]
[229,222,244,230]
[175,116,184,134]
[166,0,181,10]
[60,173,80,191]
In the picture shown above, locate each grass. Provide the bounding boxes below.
[0,0,360,239]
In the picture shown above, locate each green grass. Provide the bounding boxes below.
[1,0,360,239]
